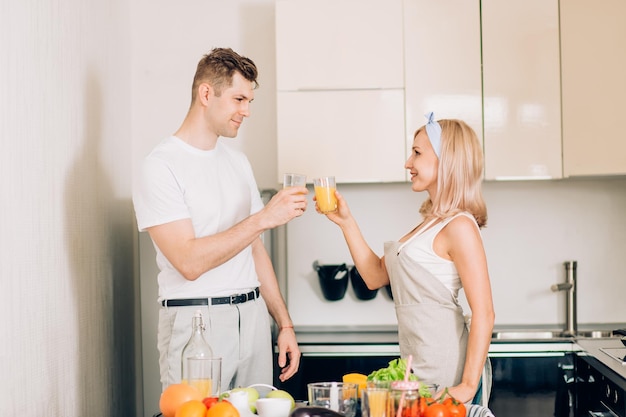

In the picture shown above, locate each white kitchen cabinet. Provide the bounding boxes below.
[277,90,406,183]
[561,0,626,177]
[403,0,483,152]
[481,0,562,180]
[275,0,403,91]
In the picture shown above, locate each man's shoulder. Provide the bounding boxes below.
[145,136,179,159]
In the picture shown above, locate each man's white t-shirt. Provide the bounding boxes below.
[133,136,265,301]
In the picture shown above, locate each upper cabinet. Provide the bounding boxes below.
[275,0,406,183]
[481,0,562,180]
[403,0,483,155]
[275,0,404,91]
[277,90,406,183]
[560,0,626,177]
[275,0,626,184]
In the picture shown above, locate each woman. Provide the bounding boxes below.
[318,113,495,404]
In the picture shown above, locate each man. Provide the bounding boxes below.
[133,47,306,390]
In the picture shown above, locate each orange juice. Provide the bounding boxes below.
[314,185,337,213]
[182,378,213,397]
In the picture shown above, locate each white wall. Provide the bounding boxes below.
[0,1,137,416]
[286,179,626,327]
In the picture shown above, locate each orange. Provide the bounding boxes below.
[160,383,203,417]
[175,400,208,417]
[206,401,240,417]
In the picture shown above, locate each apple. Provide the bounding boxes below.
[230,386,260,413]
[266,389,295,410]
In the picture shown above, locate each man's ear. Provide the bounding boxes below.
[198,82,212,104]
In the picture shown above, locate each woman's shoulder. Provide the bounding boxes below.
[441,212,481,239]
[443,211,478,226]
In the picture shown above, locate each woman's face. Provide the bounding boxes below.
[405,130,439,194]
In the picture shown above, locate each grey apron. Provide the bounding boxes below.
[384,230,469,389]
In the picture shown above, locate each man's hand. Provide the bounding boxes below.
[275,327,301,382]
[260,186,308,229]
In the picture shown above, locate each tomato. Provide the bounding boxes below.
[441,395,466,417]
[418,397,431,415]
[447,401,466,417]
[423,402,449,417]
[202,397,219,410]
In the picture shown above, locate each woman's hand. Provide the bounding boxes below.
[441,382,477,405]
[314,190,352,226]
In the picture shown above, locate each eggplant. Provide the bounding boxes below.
[289,406,345,417]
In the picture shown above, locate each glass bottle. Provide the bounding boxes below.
[181,309,214,383]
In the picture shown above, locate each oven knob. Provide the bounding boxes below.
[613,389,618,405]
[605,384,611,399]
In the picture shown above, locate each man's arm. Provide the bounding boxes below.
[251,238,301,382]
[147,186,308,281]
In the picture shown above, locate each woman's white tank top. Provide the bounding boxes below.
[397,212,478,301]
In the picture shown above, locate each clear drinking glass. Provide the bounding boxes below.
[186,357,222,397]
[362,387,390,417]
[308,382,358,417]
[283,173,307,188]
[313,176,337,213]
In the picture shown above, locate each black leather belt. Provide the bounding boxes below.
[161,287,260,307]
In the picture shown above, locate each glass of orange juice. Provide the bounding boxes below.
[283,173,307,188]
[186,357,222,397]
[313,176,337,213]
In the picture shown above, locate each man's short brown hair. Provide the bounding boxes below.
[191,47,259,102]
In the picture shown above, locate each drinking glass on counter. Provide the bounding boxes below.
[186,357,222,397]
[362,386,390,417]
[313,176,337,213]
[308,382,358,417]
[283,173,307,188]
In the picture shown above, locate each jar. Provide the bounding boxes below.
[389,381,422,417]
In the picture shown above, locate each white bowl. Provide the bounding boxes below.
[256,397,292,417]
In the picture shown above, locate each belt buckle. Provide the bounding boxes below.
[229,294,238,305]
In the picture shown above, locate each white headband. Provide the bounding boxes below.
[424,112,442,158]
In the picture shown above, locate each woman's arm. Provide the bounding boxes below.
[321,190,390,289]
[437,215,495,403]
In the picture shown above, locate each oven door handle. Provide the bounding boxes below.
[587,401,620,417]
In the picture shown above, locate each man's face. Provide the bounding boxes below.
[205,72,255,138]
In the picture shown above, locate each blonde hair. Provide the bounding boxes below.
[418,119,487,228]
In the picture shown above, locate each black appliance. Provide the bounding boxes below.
[575,354,626,417]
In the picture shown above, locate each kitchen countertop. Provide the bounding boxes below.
[575,337,626,382]
[289,323,625,357]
